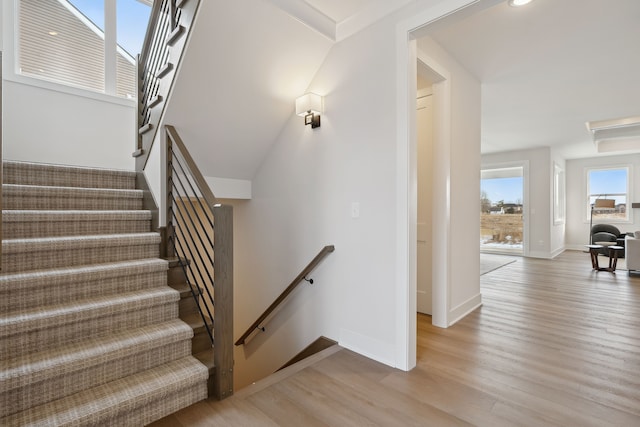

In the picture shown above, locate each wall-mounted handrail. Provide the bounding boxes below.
[165,124,234,399]
[235,245,335,346]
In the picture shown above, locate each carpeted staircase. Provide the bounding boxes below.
[0,160,208,426]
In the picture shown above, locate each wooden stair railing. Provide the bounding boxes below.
[134,0,200,171]
[235,245,335,346]
[165,125,234,400]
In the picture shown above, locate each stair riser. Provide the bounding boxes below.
[107,384,208,427]
[192,329,213,354]
[0,271,167,313]
[179,294,199,314]
[3,195,142,210]
[1,340,191,418]
[3,219,151,239]
[2,161,136,190]
[0,302,178,360]
[168,263,188,284]
[1,244,159,273]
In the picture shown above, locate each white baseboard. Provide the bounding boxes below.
[448,293,482,327]
[528,250,556,259]
[565,244,590,252]
[339,328,395,368]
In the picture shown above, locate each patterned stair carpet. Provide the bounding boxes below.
[1,160,207,426]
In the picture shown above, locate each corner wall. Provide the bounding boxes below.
[232,18,401,388]
[232,0,482,389]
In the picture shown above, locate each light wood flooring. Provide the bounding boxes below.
[150,250,640,426]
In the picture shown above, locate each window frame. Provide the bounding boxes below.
[585,165,631,223]
[6,0,148,103]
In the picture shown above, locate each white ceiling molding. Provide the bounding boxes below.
[268,0,413,42]
[587,115,640,154]
[595,138,640,154]
[335,0,412,41]
[269,0,336,40]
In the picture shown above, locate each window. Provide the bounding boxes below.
[587,167,629,222]
[17,0,150,98]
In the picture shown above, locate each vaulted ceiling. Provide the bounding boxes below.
[165,0,640,183]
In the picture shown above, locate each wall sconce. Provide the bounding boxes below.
[295,93,323,129]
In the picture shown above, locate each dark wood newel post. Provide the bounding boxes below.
[213,204,234,399]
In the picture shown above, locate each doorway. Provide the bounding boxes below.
[416,84,432,315]
[480,166,525,255]
[415,59,449,321]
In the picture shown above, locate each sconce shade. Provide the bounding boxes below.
[296,93,323,116]
[594,199,615,209]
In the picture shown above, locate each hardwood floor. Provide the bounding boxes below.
[150,250,640,426]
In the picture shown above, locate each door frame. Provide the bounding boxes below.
[393,0,496,372]
[480,161,530,256]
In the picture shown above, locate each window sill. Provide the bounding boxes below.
[4,72,136,108]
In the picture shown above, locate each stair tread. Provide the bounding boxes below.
[170,281,199,297]
[0,287,179,338]
[0,259,168,287]
[0,319,193,391]
[2,160,137,190]
[2,160,136,176]
[181,311,213,331]
[2,232,161,253]
[2,210,152,222]
[193,349,215,370]
[0,356,208,427]
[166,257,190,267]
[3,183,143,198]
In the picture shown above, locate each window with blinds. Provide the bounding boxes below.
[17,0,149,99]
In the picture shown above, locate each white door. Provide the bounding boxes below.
[417,90,433,315]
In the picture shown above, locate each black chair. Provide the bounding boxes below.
[591,224,626,257]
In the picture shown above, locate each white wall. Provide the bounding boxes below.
[233,18,400,388]
[3,81,135,169]
[566,153,640,249]
[230,2,482,388]
[163,0,334,180]
[0,3,3,50]
[482,147,552,258]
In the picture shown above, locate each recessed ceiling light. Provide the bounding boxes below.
[48,31,58,36]
[508,0,534,6]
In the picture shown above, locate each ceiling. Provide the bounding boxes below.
[307,0,640,159]
[168,0,639,183]
[419,0,640,159]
